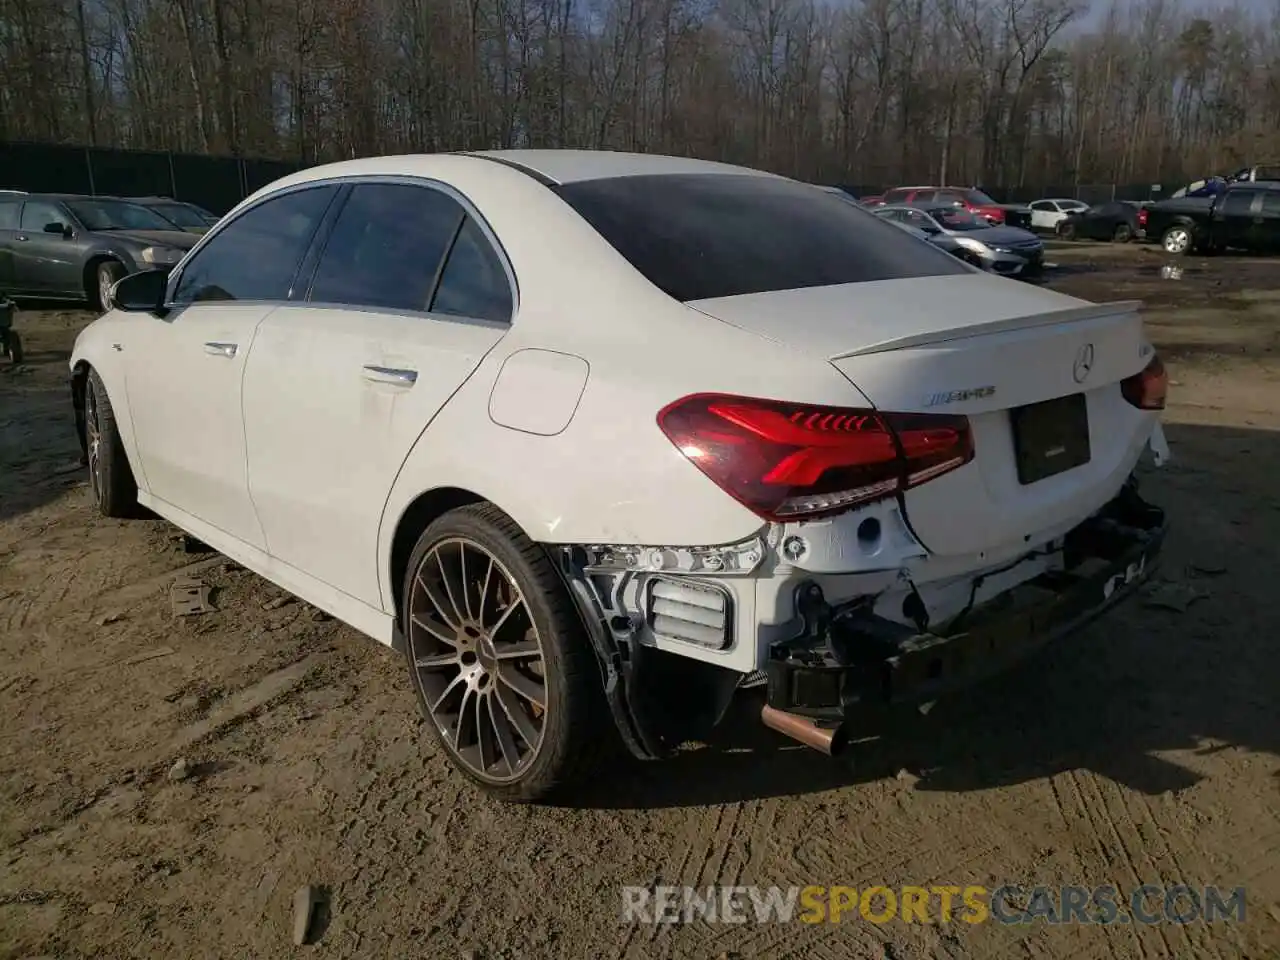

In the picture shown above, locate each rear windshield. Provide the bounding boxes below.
[552,174,967,302]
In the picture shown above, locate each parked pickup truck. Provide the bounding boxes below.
[1146,182,1280,255]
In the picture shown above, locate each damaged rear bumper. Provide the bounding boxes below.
[764,485,1167,724]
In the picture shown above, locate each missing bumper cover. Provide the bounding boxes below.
[765,484,1168,722]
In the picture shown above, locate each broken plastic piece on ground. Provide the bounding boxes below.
[170,577,213,617]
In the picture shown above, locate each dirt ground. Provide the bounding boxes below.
[1,241,1278,960]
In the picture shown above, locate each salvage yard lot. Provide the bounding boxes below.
[2,242,1279,959]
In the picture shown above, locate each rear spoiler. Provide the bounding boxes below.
[831,300,1143,358]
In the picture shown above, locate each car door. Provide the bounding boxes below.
[1033,201,1063,231]
[1258,191,1280,250]
[123,183,341,551]
[1213,190,1256,249]
[0,199,20,290]
[13,199,83,296]
[242,179,512,607]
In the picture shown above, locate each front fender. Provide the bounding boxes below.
[69,315,148,491]
[95,243,143,273]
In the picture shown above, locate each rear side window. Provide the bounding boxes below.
[430,216,513,322]
[174,186,336,303]
[883,188,912,203]
[1221,191,1256,215]
[20,200,68,232]
[309,183,464,312]
[553,174,966,302]
[0,201,18,229]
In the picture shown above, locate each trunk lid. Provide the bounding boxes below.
[688,275,1156,560]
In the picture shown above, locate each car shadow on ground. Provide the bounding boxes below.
[569,421,1280,810]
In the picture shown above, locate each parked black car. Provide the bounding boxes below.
[1145,183,1280,256]
[1056,200,1145,242]
[125,196,220,234]
[0,193,200,309]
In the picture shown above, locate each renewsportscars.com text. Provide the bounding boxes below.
[621,884,1246,926]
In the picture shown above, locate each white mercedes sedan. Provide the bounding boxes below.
[70,151,1171,802]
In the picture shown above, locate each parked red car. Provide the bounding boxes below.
[862,185,1033,229]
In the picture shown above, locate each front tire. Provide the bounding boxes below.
[85,368,140,517]
[1059,221,1076,240]
[4,330,21,364]
[401,503,613,802]
[92,260,125,312]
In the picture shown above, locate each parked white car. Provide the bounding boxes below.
[1028,198,1089,232]
[70,151,1171,802]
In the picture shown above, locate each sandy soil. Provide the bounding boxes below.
[2,243,1278,959]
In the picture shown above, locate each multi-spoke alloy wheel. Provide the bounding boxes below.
[82,368,139,518]
[401,504,614,802]
[408,537,548,782]
[85,378,104,506]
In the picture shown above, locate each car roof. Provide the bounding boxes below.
[284,150,779,189]
[18,192,98,202]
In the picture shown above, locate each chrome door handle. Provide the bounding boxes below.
[362,365,417,386]
[204,342,238,358]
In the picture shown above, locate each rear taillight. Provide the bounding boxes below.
[656,394,974,521]
[1121,354,1168,410]
[1138,207,1149,228]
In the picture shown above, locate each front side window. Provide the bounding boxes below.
[930,208,985,231]
[173,186,336,303]
[901,209,934,231]
[553,174,966,302]
[309,182,466,312]
[66,199,174,232]
[430,216,513,322]
[20,200,68,232]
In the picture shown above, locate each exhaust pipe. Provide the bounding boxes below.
[761,705,848,756]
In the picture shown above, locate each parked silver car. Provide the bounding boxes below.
[874,204,1044,276]
[878,214,982,266]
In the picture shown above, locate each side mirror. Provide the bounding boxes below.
[110,268,170,313]
[44,221,72,237]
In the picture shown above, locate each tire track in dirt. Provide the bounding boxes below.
[1123,788,1224,959]
[1087,770,1193,957]
[1068,769,1169,958]
[1050,772,1149,960]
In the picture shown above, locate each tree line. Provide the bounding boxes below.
[1,0,1278,190]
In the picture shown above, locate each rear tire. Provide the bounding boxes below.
[1059,221,1076,240]
[91,260,125,312]
[1113,223,1133,243]
[85,368,140,518]
[1161,225,1193,256]
[401,503,614,803]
